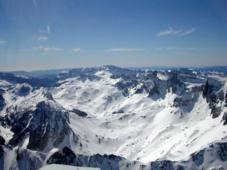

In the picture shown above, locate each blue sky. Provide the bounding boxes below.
[0,0,227,71]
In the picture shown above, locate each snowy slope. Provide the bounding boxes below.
[0,66,227,170]
[51,69,227,163]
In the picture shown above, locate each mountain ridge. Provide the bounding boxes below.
[0,66,227,169]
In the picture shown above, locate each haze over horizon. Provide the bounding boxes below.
[0,0,227,71]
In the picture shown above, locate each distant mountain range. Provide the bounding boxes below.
[0,65,227,170]
[7,65,227,77]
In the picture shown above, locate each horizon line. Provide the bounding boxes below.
[1,64,227,73]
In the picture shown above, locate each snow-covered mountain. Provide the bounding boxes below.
[0,66,227,170]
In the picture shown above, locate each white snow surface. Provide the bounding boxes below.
[49,70,227,163]
[1,70,227,166]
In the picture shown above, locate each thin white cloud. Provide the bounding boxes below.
[157,27,195,37]
[37,36,48,41]
[165,47,178,50]
[33,0,37,8]
[39,23,51,34]
[47,23,51,34]
[72,48,81,52]
[35,46,63,52]
[157,27,181,37]
[107,48,145,52]
[0,40,6,45]
[179,28,196,36]
[155,47,195,51]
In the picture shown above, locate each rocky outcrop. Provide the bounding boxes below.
[16,84,31,96]
[7,101,72,152]
[222,112,227,125]
[203,79,224,118]
[225,93,227,107]
[216,142,227,161]
[71,109,88,117]
[173,97,187,107]
[148,82,160,98]
[47,147,76,165]
[0,136,5,145]
[167,72,184,94]
[16,148,46,170]
[47,147,143,170]
[27,101,71,151]
[8,111,32,147]
[44,141,227,170]
[0,147,46,170]
[150,160,175,170]
[191,150,205,166]
[115,80,137,97]
[0,94,5,111]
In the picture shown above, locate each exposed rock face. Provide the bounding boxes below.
[16,85,31,96]
[71,109,88,117]
[112,109,124,115]
[148,82,160,98]
[173,97,187,107]
[0,146,4,169]
[16,148,46,170]
[7,101,72,151]
[47,147,76,165]
[0,147,46,170]
[167,72,183,94]
[44,91,54,100]
[8,111,32,147]
[115,80,137,96]
[0,94,5,111]
[191,150,205,166]
[150,160,174,170]
[0,136,4,161]
[202,79,225,118]
[185,142,227,169]
[216,142,227,161]
[0,136,5,145]
[47,147,143,170]
[27,101,71,151]
[225,93,227,107]
[45,142,227,170]
[202,80,210,98]
[222,112,227,125]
